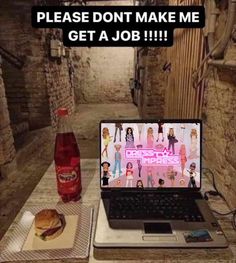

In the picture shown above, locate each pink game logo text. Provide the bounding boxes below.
[125,148,180,166]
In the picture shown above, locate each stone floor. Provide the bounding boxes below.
[0,103,139,238]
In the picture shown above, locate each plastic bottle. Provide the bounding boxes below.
[54,108,81,202]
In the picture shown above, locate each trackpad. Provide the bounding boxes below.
[144,222,172,234]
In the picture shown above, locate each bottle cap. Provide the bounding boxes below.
[57,108,68,116]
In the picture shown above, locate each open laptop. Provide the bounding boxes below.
[94,120,228,248]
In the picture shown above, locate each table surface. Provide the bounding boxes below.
[0,159,236,263]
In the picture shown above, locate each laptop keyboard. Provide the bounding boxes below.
[109,193,204,222]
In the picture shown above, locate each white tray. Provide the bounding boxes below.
[0,204,93,262]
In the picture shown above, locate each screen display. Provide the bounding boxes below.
[100,121,201,189]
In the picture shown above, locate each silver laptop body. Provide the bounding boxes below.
[94,120,228,248]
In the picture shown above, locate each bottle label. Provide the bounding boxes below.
[56,165,80,194]
[57,168,78,183]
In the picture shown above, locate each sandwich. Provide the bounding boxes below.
[34,209,65,241]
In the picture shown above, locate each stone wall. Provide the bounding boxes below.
[87,0,133,6]
[45,50,75,128]
[0,1,75,130]
[73,47,134,103]
[202,1,236,209]
[133,1,168,118]
[0,1,50,130]
[203,66,236,209]
[0,58,15,165]
[137,48,167,118]
[73,0,134,104]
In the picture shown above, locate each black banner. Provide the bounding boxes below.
[32,6,205,47]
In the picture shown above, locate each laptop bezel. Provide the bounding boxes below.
[99,119,202,192]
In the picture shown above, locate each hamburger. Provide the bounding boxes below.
[34,209,66,241]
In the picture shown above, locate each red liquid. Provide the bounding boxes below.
[54,132,82,202]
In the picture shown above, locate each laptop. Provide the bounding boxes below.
[94,120,228,248]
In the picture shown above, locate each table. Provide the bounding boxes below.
[0,159,235,263]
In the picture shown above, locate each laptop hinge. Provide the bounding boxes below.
[101,190,112,199]
[101,188,202,197]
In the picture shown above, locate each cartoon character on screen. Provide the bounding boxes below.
[179,178,186,187]
[189,129,199,159]
[116,179,121,187]
[158,178,165,188]
[137,123,143,143]
[167,128,178,154]
[102,127,112,158]
[147,127,154,148]
[113,123,123,143]
[136,144,143,177]
[112,144,122,177]
[125,162,134,187]
[167,166,177,187]
[180,124,186,142]
[179,144,187,177]
[187,162,197,188]
[125,127,135,148]
[101,161,111,187]
[147,169,155,187]
[136,180,144,188]
[157,122,164,142]
[155,143,165,152]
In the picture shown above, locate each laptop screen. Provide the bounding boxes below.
[100,120,201,189]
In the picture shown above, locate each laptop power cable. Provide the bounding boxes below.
[202,168,236,230]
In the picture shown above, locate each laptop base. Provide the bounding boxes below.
[94,199,228,248]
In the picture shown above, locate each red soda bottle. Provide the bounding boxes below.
[54,108,82,202]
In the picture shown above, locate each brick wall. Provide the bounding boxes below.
[88,0,133,6]
[73,0,134,104]
[137,48,167,118]
[0,59,15,165]
[73,47,134,103]
[135,0,169,119]
[0,1,75,130]
[0,1,50,130]
[45,53,75,128]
